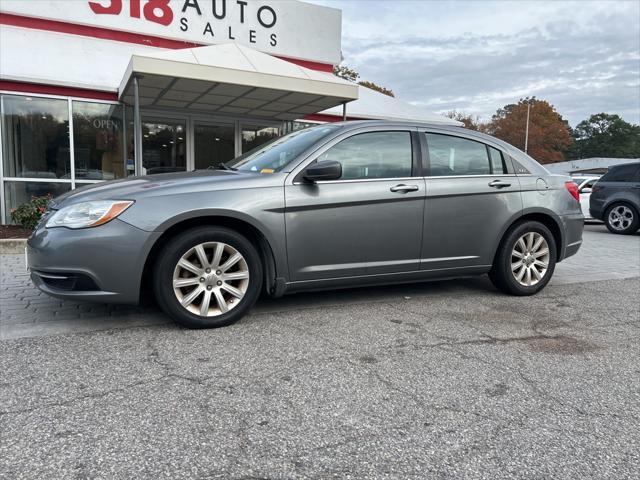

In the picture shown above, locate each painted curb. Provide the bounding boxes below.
[0,238,27,254]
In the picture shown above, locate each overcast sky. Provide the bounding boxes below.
[312,0,640,126]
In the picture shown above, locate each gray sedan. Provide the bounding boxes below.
[27,121,584,328]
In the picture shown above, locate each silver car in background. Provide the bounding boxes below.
[27,121,584,328]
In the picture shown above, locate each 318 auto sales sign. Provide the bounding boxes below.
[0,0,342,64]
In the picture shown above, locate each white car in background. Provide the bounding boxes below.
[572,176,601,220]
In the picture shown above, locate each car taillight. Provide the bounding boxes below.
[564,181,579,201]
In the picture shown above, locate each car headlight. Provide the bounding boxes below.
[45,200,134,229]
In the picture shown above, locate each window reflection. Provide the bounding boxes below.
[282,121,316,134]
[1,95,71,179]
[72,101,124,180]
[3,181,70,221]
[241,124,280,153]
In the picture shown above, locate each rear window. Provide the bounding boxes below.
[426,133,491,176]
[600,165,640,182]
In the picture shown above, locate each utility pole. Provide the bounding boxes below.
[524,102,531,154]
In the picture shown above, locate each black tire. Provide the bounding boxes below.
[489,220,557,296]
[153,226,263,328]
[604,202,639,235]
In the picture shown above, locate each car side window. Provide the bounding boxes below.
[316,131,413,180]
[489,147,506,174]
[425,133,491,176]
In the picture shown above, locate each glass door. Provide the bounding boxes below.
[193,122,235,170]
[142,118,187,174]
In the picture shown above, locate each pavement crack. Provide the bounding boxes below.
[0,376,164,417]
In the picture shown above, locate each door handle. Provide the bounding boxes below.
[488,179,512,188]
[390,184,419,193]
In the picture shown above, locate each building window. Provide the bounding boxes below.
[142,119,187,174]
[124,106,136,176]
[194,123,235,169]
[1,95,71,179]
[72,101,125,181]
[3,181,71,221]
[241,124,280,153]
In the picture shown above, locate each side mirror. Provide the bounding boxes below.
[581,187,592,194]
[303,161,342,182]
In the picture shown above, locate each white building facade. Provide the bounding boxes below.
[544,158,640,175]
[0,0,456,223]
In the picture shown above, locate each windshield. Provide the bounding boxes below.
[227,125,340,173]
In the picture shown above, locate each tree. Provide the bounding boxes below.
[568,113,640,159]
[357,80,395,97]
[333,65,360,83]
[485,97,573,163]
[333,64,395,97]
[445,110,485,131]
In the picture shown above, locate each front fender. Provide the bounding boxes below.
[118,187,288,285]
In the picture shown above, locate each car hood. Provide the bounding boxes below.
[50,170,260,208]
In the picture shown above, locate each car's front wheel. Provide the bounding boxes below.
[489,221,557,296]
[604,203,639,235]
[153,226,263,328]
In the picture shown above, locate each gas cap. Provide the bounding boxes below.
[536,178,549,195]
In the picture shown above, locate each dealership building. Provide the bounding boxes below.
[0,0,457,223]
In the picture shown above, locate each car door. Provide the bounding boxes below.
[605,165,640,203]
[420,130,523,270]
[284,127,425,282]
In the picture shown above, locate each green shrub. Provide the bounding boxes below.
[10,195,52,230]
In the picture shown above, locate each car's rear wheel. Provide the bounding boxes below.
[153,226,263,328]
[489,221,557,296]
[604,203,639,235]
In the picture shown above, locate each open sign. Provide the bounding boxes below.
[92,119,120,130]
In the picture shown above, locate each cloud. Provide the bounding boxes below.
[311,0,640,126]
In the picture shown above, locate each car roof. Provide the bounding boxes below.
[609,161,640,169]
[335,119,468,131]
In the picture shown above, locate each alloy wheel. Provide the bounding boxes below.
[608,205,634,231]
[510,232,550,287]
[172,242,250,317]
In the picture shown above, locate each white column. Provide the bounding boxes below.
[133,76,144,175]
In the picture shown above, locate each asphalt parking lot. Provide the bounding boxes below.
[1,224,639,479]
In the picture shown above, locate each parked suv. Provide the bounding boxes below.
[27,121,584,328]
[589,162,640,234]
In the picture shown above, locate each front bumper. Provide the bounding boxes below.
[27,218,160,304]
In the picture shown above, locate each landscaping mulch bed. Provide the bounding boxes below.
[0,225,32,239]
